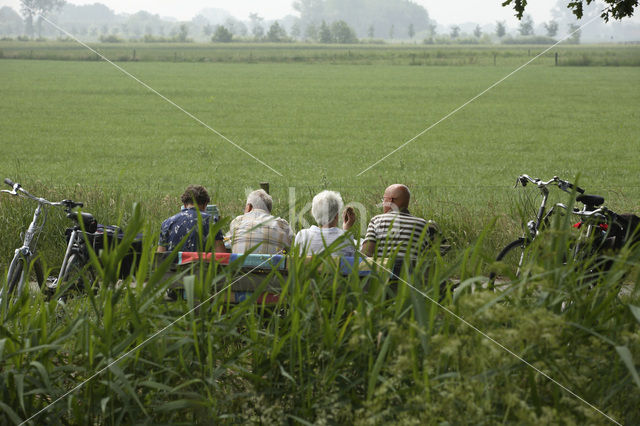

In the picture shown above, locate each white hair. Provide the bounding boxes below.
[246,189,273,212]
[312,190,344,226]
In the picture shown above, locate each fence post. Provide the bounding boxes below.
[132,48,136,60]
[493,53,497,66]
[555,52,558,66]
[260,182,270,194]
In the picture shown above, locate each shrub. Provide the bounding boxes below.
[99,34,124,43]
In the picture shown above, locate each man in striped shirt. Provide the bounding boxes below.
[361,184,442,258]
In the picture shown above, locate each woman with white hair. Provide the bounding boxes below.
[294,190,356,256]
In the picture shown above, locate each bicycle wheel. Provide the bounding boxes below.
[60,253,91,292]
[491,238,528,283]
[5,256,44,300]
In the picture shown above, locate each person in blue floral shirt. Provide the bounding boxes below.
[157,185,226,253]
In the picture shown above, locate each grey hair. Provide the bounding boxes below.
[246,189,273,212]
[312,190,344,226]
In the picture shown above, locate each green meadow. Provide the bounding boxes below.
[1,44,640,424]
[1,44,639,266]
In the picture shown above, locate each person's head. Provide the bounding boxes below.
[245,189,273,213]
[382,184,410,213]
[312,190,344,227]
[181,185,210,210]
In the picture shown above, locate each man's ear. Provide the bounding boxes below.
[245,203,253,213]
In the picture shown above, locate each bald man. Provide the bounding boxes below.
[361,184,442,258]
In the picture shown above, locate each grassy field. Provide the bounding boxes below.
[2,40,640,66]
[1,46,639,268]
[1,44,640,424]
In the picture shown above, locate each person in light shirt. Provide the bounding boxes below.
[294,190,356,257]
[228,189,294,254]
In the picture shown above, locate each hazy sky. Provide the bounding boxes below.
[1,0,637,26]
[0,0,560,25]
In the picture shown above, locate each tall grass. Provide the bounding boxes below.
[1,203,639,424]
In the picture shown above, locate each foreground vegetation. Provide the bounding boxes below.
[0,205,639,424]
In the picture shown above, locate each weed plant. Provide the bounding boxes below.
[1,203,639,424]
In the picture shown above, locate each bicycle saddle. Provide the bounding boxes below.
[577,194,604,209]
[68,211,98,233]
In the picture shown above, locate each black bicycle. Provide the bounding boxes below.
[1,178,97,310]
[493,175,636,281]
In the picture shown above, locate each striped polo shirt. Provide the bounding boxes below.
[364,210,439,258]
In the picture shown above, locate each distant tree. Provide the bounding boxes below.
[266,21,288,42]
[389,24,394,39]
[331,20,357,43]
[176,23,188,42]
[427,23,437,37]
[496,20,506,38]
[367,24,374,38]
[294,0,430,39]
[518,14,534,36]
[249,13,264,40]
[473,24,482,38]
[225,17,247,36]
[0,7,24,36]
[319,20,332,43]
[253,25,264,39]
[503,0,637,22]
[203,23,213,37]
[567,23,581,43]
[212,25,232,42]
[450,25,460,39]
[544,20,559,37]
[408,23,415,39]
[305,22,318,41]
[20,0,66,38]
[291,22,301,39]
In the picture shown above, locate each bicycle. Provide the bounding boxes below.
[1,178,97,310]
[492,174,627,282]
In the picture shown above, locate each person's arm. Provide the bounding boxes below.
[214,229,228,253]
[214,239,228,253]
[361,240,375,257]
[360,217,377,257]
[158,221,169,253]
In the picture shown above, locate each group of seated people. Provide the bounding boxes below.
[157,183,444,260]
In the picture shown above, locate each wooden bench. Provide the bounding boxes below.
[160,252,395,304]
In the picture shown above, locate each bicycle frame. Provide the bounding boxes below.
[1,178,86,304]
[515,175,582,242]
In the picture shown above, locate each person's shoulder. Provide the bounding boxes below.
[162,210,184,225]
[229,213,246,228]
[368,213,386,223]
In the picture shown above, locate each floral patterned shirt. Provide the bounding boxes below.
[159,207,222,252]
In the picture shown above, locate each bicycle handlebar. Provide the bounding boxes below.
[516,175,584,194]
[2,178,83,209]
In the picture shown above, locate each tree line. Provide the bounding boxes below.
[1,0,638,44]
